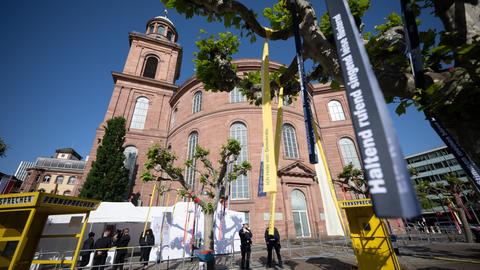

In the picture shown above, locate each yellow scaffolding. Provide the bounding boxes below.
[0,192,99,270]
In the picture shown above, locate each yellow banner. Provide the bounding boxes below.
[268,192,277,235]
[262,31,277,193]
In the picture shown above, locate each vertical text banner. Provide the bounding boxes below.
[326,0,420,218]
[261,32,277,193]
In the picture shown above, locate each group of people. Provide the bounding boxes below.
[78,228,155,270]
[239,223,283,270]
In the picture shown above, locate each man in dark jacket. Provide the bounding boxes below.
[139,228,155,269]
[92,230,112,270]
[265,226,282,268]
[239,223,253,270]
[113,228,130,270]
[79,232,95,267]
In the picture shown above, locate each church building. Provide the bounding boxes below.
[80,16,361,241]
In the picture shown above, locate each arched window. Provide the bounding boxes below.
[328,100,346,121]
[338,138,361,168]
[39,188,45,192]
[230,87,246,103]
[130,97,149,129]
[230,122,249,199]
[185,132,198,186]
[43,175,51,183]
[157,25,165,34]
[291,189,311,238]
[171,108,178,126]
[167,31,173,41]
[124,146,138,182]
[63,190,71,196]
[142,56,158,79]
[149,25,154,34]
[55,175,64,184]
[192,91,202,113]
[282,124,299,158]
[67,176,77,185]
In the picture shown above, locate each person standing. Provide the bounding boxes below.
[239,223,253,270]
[92,230,112,270]
[113,228,131,270]
[139,228,155,269]
[79,232,95,267]
[265,226,282,268]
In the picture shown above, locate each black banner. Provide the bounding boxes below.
[326,0,420,218]
[291,1,318,164]
[400,0,480,194]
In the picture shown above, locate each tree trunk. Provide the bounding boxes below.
[452,193,474,243]
[204,211,216,270]
[455,207,474,243]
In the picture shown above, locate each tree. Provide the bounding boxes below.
[0,137,7,158]
[142,139,251,270]
[416,174,478,243]
[80,117,130,201]
[334,163,369,199]
[161,0,480,166]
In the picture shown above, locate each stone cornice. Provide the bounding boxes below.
[129,32,182,50]
[112,71,178,91]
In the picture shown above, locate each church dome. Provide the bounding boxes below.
[146,14,178,42]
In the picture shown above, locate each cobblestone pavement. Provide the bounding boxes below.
[149,242,480,270]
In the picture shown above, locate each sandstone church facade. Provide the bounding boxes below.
[80,16,361,241]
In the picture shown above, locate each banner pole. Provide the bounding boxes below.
[289,0,318,164]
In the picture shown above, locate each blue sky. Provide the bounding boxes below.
[0,0,444,174]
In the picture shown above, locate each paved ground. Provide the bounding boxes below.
[151,242,480,270]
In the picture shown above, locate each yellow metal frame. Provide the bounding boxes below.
[340,199,401,270]
[0,192,99,270]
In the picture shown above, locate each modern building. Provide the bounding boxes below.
[20,148,86,196]
[405,146,478,222]
[0,172,22,194]
[81,15,361,241]
[14,161,35,181]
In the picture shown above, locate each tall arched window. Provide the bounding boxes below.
[157,25,165,34]
[167,31,174,41]
[67,176,77,185]
[185,132,198,186]
[130,97,149,129]
[291,189,311,238]
[283,124,299,158]
[230,122,249,199]
[192,91,202,113]
[338,138,361,168]
[328,100,346,121]
[55,175,64,184]
[171,108,178,126]
[124,146,138,174]
[230,87,246,103]
[142,56,158,79]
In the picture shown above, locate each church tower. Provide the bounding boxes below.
[79,16,182,203]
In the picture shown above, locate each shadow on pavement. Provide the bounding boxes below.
[305,257,356,270]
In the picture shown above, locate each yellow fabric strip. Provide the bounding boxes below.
[274,87,284,166]
[268,192,277,235]
[262,32,277,194]
[268,86,284,236]
[143,182,157,235]
[313,124,347,233]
